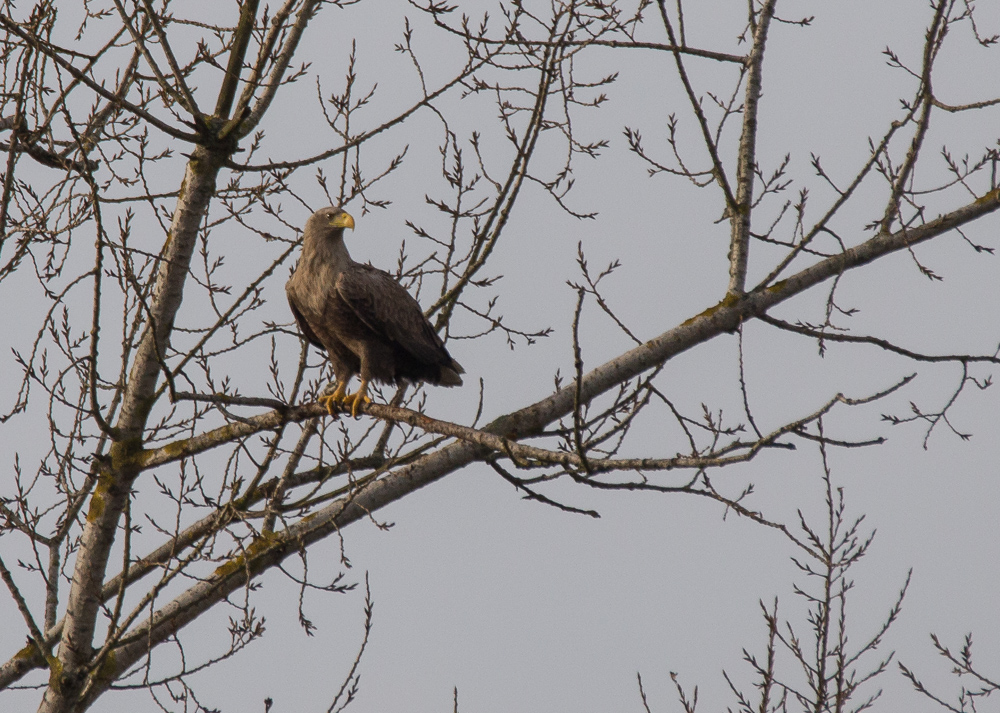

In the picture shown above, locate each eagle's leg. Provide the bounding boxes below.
[318,378,350,415]
[344,378,371,418]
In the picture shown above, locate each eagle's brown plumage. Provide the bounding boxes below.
[286,207,464,416]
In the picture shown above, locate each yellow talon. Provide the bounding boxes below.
[345,378,371,418]
[344,392,371,418]
[318,380,349,415]
[317,394,338,415]
[316,379,371,418]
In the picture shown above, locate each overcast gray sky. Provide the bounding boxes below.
[3,1,1000,711]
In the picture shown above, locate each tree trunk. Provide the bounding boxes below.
[37,145,226,713]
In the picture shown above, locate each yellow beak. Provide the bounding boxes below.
[330,211,355,231]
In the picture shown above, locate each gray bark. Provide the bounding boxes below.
[37,146,226,713]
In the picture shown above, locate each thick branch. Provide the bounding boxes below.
[128,187,1000,476]
[215,0,260,120]
[728,0,776,295]
[236,0,320,137]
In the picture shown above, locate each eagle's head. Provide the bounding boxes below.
[304,206,356,242]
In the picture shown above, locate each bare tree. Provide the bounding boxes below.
[0,0,998,711]
[640,428,911,713]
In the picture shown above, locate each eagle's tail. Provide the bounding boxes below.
[438,360,464,386]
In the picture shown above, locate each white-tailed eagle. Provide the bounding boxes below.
[286,207,464,417]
